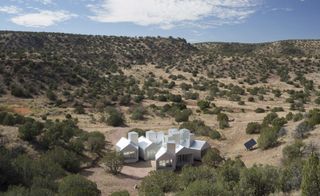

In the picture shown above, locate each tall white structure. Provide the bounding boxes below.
[115,132,139,163]
[115,128,210,170]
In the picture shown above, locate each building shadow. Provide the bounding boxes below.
[80,169,95,177]
[125,160,152,168]
[118,173,144,180]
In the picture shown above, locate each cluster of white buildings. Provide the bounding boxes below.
[115,128,210,170]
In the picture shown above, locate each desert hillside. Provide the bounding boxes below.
[1,31,320,195]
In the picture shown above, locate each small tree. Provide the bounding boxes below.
[258,127,278,150]
[106,109,125,127]
[175,109,192,123]
[217,113,229,129]
[130,106,146,120]
[87,132,106,155]
[103,151,124,175]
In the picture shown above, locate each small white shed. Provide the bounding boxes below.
[190,140,210,161]
[115,132,139,163]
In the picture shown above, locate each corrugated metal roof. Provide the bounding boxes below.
[116,137,138,151]
[138,136,153,150]
[190,140,208,150]
[155,147,167,160]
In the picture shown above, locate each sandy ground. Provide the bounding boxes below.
[81,161,154,196]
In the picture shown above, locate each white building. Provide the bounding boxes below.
[115,132,139,163]
[138,131,163,161]
[155,142,177,170]
[190,140,210,160]
[115,128,210,169]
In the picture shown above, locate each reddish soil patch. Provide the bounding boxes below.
[13,107,32,115]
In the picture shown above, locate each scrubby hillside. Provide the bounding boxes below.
[1,31,320,195]
[1,31,320,108]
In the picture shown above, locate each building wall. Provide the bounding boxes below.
[145,143,161,160]
[155,153,176,170]
[176,147,194,167]
[121,145,139,163]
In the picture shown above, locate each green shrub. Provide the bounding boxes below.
[262,112,278,126]
[58,175,100,196]
[202,148,224,167]
[168,94,182,103]
[45,147,80,173]
[279,160,303,193]
[74,105,85,114]
[46,90,57,101]
[258,127,278,150]
[139,171,179,195]
[197,100,211,110]
[87,132,105,154]
[271,107,284,112]
[239,165,279,196]
[18,121,43,141]
[246,122,261,134]
[248,97,255,102]
[293,113,304,122]
[119,95,131,106]
[209,130,221,140]
[293,121,313,139]
[286,112,293,121]
[271,117,288,128]
[11,84,32,98]
[177,180,216,196]
[237,100,245,105]
[217,113,229,129]
[106,108,125,127]
[175,109,192,123]
[180,120,213,137]
[301,154,320,196]
[130,106,147,120]
[315,97,320,105]
[282,141,304,165]
[255,108,265,113]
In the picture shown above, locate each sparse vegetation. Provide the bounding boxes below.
[1,31,320,195]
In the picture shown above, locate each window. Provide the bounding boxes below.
[159,159,173,167]
[177,154,192,163]
[123,151,136,159]
[147,149,157,158]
